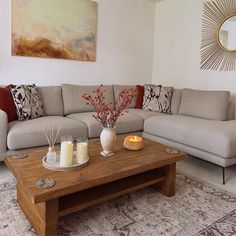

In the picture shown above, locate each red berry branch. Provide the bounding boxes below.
[82,85,136,128]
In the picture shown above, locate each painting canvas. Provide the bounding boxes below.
[12,0,97,61]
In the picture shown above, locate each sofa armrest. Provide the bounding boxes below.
[0,110,8,161]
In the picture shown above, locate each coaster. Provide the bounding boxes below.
[36,178,56,189]
[166,148,180,155]
[12,154,28,160]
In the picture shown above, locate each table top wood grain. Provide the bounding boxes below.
[5,134,186,204]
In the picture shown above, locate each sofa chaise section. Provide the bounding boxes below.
[143,88,236,168]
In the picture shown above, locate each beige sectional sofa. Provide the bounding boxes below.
[1,84,236,183]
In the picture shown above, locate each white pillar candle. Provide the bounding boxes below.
[60,141,73,167]
[77,142,88,164]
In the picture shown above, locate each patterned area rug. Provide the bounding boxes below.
[0,174,235,236]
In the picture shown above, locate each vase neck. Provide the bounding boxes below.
[102,127,115,131]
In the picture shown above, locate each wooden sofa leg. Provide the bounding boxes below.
[222,167,226,185]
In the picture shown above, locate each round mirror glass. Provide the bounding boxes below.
[218,16,236,51]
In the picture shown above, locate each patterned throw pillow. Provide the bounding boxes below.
[143,84,173,114]
[28,85,44,119]
[10,84,44,121]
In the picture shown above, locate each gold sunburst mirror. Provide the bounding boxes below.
[218,15,236,51]
[200,0,236,71]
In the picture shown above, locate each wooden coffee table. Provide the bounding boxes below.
[5,135,186,236]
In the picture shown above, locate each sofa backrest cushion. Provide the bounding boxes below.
[113,85,136,108]
[170,89,182,115]
[62,84,114,115]
[227,102,235,120]
[179,88,230,121]
[38,86,64,116]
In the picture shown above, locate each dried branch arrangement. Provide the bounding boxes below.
[82,85,136,128]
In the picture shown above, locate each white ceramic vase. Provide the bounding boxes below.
[100,127,116,157]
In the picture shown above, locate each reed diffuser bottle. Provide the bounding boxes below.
[42,125,61,164]
[47,146,57,164]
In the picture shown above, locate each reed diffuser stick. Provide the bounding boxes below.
[52,124,54,146]
[42,125,61,148]
[52,126,61,147]
[50,124,53,147]
[42,126,52,147]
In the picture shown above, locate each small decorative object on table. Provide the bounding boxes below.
[12,153,28,160]
[42,125,61,164]
[123,136,144,151]
[82,85,136,157]
[166,148,180,155]
[36,178,56,189]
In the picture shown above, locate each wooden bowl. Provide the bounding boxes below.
[123,136,144,151]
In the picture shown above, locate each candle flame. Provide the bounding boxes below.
[128,136,142,142]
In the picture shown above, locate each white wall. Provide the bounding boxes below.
[0,0,155,86]
[153,0,236,107]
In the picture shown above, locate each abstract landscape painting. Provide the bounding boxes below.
[12,0,97,61]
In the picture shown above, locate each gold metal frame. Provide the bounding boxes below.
[200,0,236,71]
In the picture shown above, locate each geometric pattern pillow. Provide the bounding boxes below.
[143,84,173,114]
[10,84,44,121]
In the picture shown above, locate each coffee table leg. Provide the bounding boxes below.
[41,199,59,236]
[158,163,176,197]
[17,183,59,236]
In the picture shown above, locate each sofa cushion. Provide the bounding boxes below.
[67,112,144,138]
[113,85,136,108]
[227,102,235,120]
[171,89,182,115]
[62,84,114,115]
[7,116,88,150]
[127,108,165,120]
[38,86,64,116]
[144,115,236,158]
[179,89,230,121]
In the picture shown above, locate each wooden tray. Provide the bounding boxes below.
[42,152,89,171]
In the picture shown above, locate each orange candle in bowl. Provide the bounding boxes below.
[123,136,144,150]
